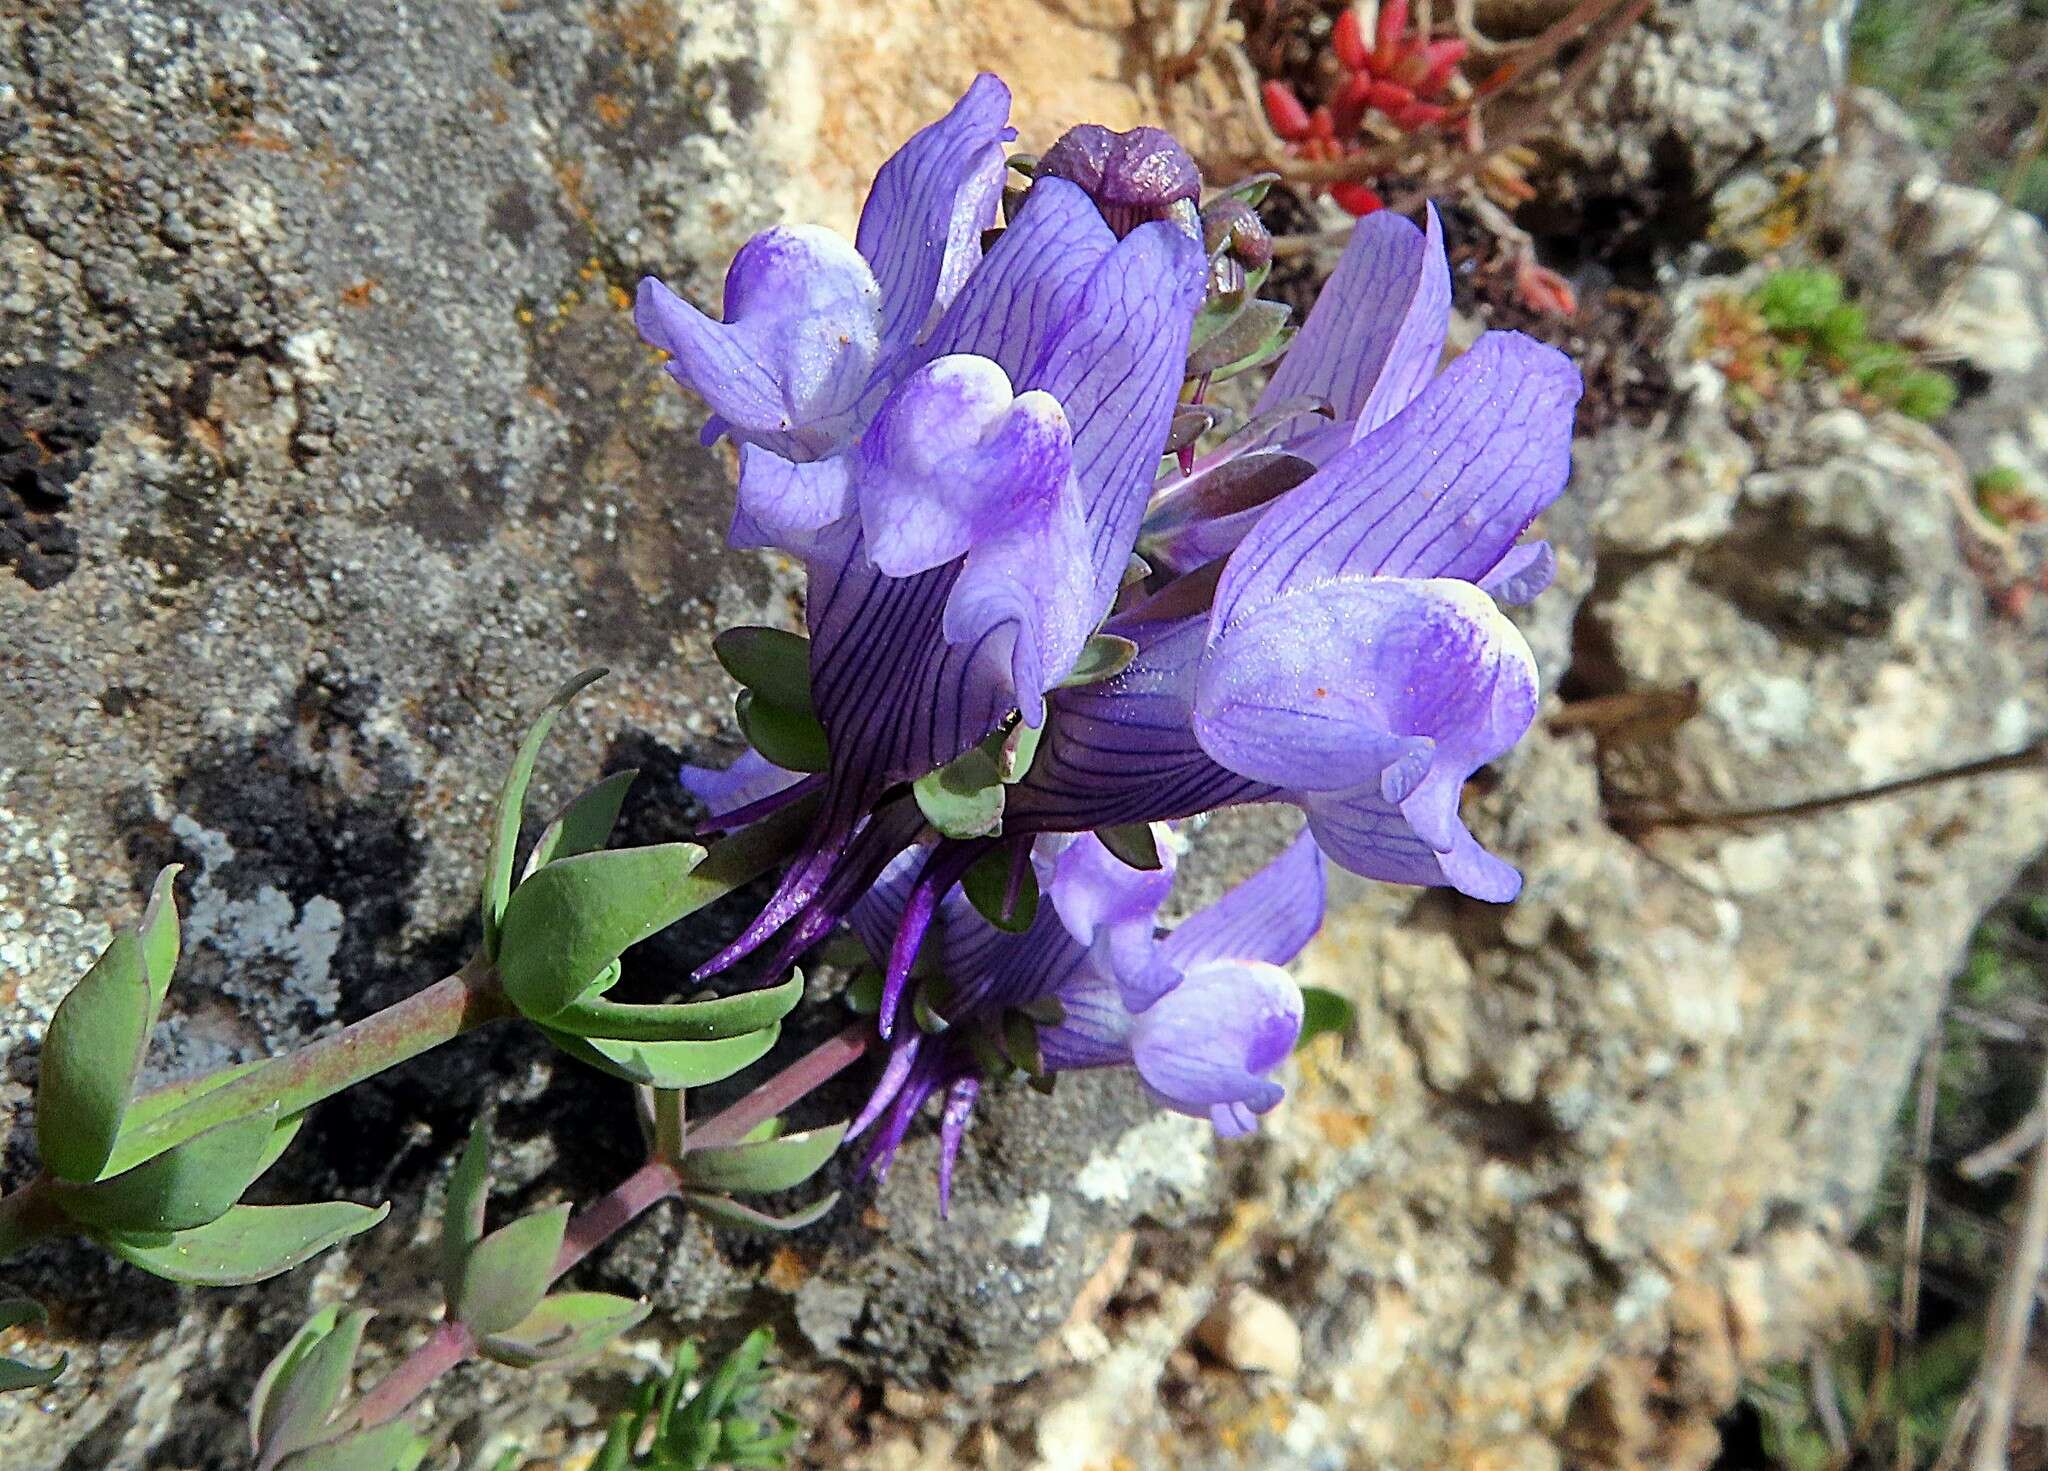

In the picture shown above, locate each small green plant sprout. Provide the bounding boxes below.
[1975,465,2045,527]
[1746,266,1959,422]
[591,1329,803,1471]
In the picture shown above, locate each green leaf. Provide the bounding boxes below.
[1295,986,1356,1051]
[477,1291,650,1369]
[1057,633,1138,689]
[497,843,709,1020]
[683,1191,840,1235]
[275,1420,427,1471]
[138,864,184,1017]
[735,691,830,773]
[682,1124,846,1195]
[37,930,154,1183]
[539,1024,780,1089]
[56,1105,280,1233]
[105,1059,270,1175]
[1207,322,1295,385]
[102,1201,389,1285]
[441,1116,493,1301]
[962,847,1038,933]
[1095,821,1162,871]
[483,667,608,958]
[912,746,1004,839]
[713,626,815,716]
[0,1299,65,1394]
[543,971,804,1042]
[521,769,638,880]
[843,970,884,1015]
[252,1306,369,1467]
[454,1203,569,1337]
[1187,299,1291,377]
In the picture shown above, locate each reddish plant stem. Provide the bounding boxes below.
[350,1320,475,1431]
[683,1022,874,1151]
[553,1158,682,1278]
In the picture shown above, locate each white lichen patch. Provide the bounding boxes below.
[1073,1113,1211,1206]
[170,813,344,1012]
[0,783,115,1023]
[1001,1191,1052,1250]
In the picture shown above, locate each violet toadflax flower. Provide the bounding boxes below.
[637,75,1208,976]
[844,828,1326,1214]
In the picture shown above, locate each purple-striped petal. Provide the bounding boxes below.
[1301,783,1522,902]
[678,749,806,821]
[1215,331,1582,632]
[1046,831,1180,1009]
[636,227,881,459]
[855,73,1015,367]
[1478,539,1555,605]
[731,445,854,555]
[1129,958,1301,1122]
[1159,830,1326,969]
[1255,204,1450,444]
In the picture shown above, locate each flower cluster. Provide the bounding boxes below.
[643,74,1579,1208]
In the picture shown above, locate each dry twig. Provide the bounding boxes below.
[1968,1056,2048,1471]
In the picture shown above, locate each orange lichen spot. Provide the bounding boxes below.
[765,1246,809,1291]
[340,278,377,309]
[608,284,632,312]
[516,306,536,326]
[861,1205,889,1231]
[592,92,631,128]
[611,0,680,59]
[227,125,291,153]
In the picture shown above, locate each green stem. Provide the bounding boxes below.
[111,955,514,1172]
[0,1181,62,1258]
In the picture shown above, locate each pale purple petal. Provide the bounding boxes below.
[1048,832,1174,945]
[1478,540,1555,605]
[1302,786,1522,901]
[1130,958,1301,1121]
[1159,830,1326,969]
[941,487,1092,728]
[854,355,1074,577]
[1037,970,1137,1071]
[678,748,806,820]
[636,226,881,458]
[1215,331,1582,632]
[731,445,854,554]
[1255,204,1450,441]
[855,73,1014,365]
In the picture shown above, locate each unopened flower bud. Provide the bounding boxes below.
[1036,124,1202,238]
[1200,198,1273,271]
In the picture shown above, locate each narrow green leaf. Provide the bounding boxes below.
[477,1291,650,1369]
[735,691,830,773]
[713,626,815,715]
[0,1300,65,1394]
[684,1190,841,1235]
[1096,821,1162,871]
[962,847,1038,933]
[1208,322,1295,385]
[1000,1012,1043,1076]
[682,1124,846,1195]
[106,1059,270,1176]
[454,1204,569,1338]
[138,864,184,1017]
[251,1304,342,1456]
[539,1023,780,1089]
[57,1105,279,1233]
[591,1416,635,1471]
[1295,985,1356,1051]
[497,843,708,1020]
[912,747,1004,839]
[543,971,804,1042]
[275,1420,426,1471]
[102,1201,389,1286]
[254,1111,306,1180]
[483,667,609,958]
[521,769,638,880]
[37,930,154,1182]
[1188,299,1291,377]
[1057,634,1138,688]
[253,1307,369,1468]
[441,1116,493,1302]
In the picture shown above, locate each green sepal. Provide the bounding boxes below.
[963,1025,1014,1082]
[714,626,815,716]
[453,1202,569,1337]
[681,1123,846,1195]
[477,1291,650,1369]
[483,667,608,959]
[55,1105,281,1233]
[963,846,1038,933]
[1095,821,1162,871]
[138,864,184,1017]
[1295,985,1356,1051]
[735,690,831,773]
[682,1191,840,1235]
[275,1420,427,1471]
[1000,1011,1044,1077]
[912,745,1004,839]
[538,1022,780,1089]
[543,971,804,1042]
[1205,171,1279,208]
[251,1305,369,1468]
[1020,995,1066,1027]
[843,969,884,1015]
[441,1116,493,1302]
[521,769,638,880]
[1057,634,1138,690]
[1202,316,1294,385]
[999,717,1044,784]
[101,1200,390,1285]
[36,930,154,1183]
[497,842,709,1020]
[0,1299,66,1394]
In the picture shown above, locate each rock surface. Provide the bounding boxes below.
[2,4,2046,1471]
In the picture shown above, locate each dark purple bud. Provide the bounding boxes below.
[1037,124,1202,238]
[1201,198,1273,270]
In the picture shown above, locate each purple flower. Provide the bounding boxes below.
[1034,124,1202,238]
[638,76,1208,978]
[846,829,1325,1213]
